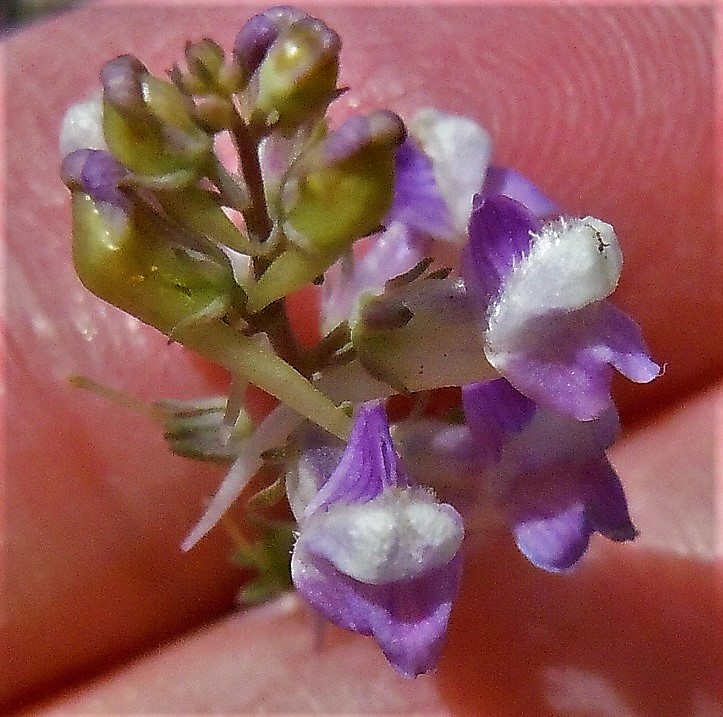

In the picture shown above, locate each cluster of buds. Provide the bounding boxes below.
[61,7,659,677]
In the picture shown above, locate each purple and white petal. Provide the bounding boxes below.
[481,165,559,218]
[462,194,541,309]
[464,195,659,418]
[291,401,465,676]
[299,487,463,584]
[490,301,660,420]
[304,401,409,516]
[386,139,456,240]
[410,108,492,235]
[292,544,462,677]
[285,424,345,520]
[506,456,636,572]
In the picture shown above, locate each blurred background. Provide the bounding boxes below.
[2,0,85,31]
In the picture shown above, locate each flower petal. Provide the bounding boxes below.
[489,301,660,420]
[304,401,409,516]
[462,378,537,463]
[321,222,430,333]
[481,165,559,218]
[387,139,456,240]
[507,457,636,572]
[410,108,492,233]
[292,543,463,677]
[299,487,463,584]
[462,194,541,309]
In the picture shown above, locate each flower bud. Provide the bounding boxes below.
[253,15,341,128]
[245,112,405,313]
[61,149,131,210]
[282,111,406,253]
[101,55,212,185]
[68,158,239,337]
[233,6,307,81]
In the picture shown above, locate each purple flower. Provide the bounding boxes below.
[289,402,464,677]
[462,194,660,420]
[462,379,637,571]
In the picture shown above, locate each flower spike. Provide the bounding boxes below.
[61,8,661,679]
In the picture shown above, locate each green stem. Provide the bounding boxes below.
[177,319,352,440]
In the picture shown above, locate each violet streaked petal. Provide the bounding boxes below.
[491,301,660,420]
[304,402,408,516]
[292,545,463,677]
[481,165,558,218]
[387,139,456,240]
[462,378,537,463]
[300,487,463,584]
[462,194,542,309]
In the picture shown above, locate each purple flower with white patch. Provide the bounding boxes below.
[462,379,637,571]
[462,194,660,420]
[289,402,464,677]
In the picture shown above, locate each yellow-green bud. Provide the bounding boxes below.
[70,191,239,337]
[101,55,212,186]
[254,17,340,129]
[281,110,406,254]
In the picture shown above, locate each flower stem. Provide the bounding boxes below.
[176,319,352,440]
[229,110,272,242]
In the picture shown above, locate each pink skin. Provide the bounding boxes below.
[3,3,721,714]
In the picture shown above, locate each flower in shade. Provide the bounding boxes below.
[462,193,660,420]
[461,378,637,571]
[288,402,464,677]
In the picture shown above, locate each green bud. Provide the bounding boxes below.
[254,17,340,129]
[70,191,239,337]
[281,111,405,254]
[101,56,212,185]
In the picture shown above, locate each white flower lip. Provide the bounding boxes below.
[305,487,464,585]
[488,216,623,346]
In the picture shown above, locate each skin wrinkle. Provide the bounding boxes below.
[3,3,719,712]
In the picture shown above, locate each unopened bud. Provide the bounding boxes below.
[281,110,405,253]
[101,56,212,184]
[254,15,340,128]
[61,149,131,211]
[101,55,148,118]
[69,188,238,338]
[233,6,307,80]
[185,39,225,87]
